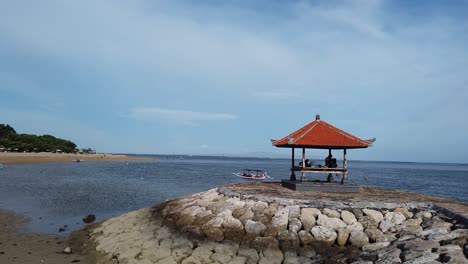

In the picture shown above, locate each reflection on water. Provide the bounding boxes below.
[0,156,466,234]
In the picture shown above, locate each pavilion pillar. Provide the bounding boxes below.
[290,148,296,181]
[341,149,348,184]
[301,148,305,182]
[329,149,332,156]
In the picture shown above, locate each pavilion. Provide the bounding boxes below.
[271,114,375,191]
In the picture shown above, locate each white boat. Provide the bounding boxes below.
[233,169,271,180]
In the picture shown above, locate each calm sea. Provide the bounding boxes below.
[0,155,467,234]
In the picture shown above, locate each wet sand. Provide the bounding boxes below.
[0,209,99,264]
[0,152,152,165]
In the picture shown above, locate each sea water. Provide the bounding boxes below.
[0,155,466,234]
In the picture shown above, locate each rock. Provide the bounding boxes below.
[323,208,340,218]
[300,208,317,232]
[288,218,302,233]
[63,247,72,254]
[402,239,439,253]
[239,208,255,224]
[250,237,279,251]
[251,201,268,214]
[278,230,300,250]
[286,205,301,219]
[394,208,413,219]
[429,228,467,242]
[238,247,259,264]
[365,227,384,242]
[362,209,384,224]
[82,214,96,224]
[202,217,224,241]
[298,230,315,245]
[190,246,213,264]
[351,261,373,264]
[402,252,439,263]
[359,215,379,229]
[414,211,432,219]
[317,214,346,231]
[347,221,365,232]
[435,244,463,254]
[341,210,357,225]
[337,228,350,246]
[259,248,283,264]
[376,246,402,260]
[223,216,245,241]
[311,226,337,244]
[362,242,390,252]
[352,208,364,218]
[298,245,316,258]
[245,220,266,237]
[213,241,239,263]
[379,220,394,233]
[271,208,289,235]
[233,207,247,219]
[440,251,468,263]
[348,230,369,247]
[384,212,406,225]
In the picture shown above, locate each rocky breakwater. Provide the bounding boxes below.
[89,187,468,264]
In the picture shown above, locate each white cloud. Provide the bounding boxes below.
[200,144,209,149]
[129,107,237,125]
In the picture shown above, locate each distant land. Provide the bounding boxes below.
[0,124,82,153]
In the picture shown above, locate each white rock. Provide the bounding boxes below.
[63,247,72,254]
[288,218,302,233]
[311,226,337,244]
[286,205,301,219]
[348,230,369,247]
[362,209,384,224]
[317,214,346,230]
[259,248,283,264]
[346,221,364,232]
[341,210,357,225]
[362,242,390,252]
[245,220,266,236]
[300,208,317,232]
[323,208,340,218]
[384,212,405,225]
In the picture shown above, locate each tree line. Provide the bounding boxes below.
[0,124,78,153]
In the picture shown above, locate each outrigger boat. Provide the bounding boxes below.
[233,169,271,180]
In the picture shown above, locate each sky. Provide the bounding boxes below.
[1,0,467,163]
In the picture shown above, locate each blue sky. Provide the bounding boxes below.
[1,0,467,163]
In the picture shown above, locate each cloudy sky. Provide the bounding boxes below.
[1,0,467,163]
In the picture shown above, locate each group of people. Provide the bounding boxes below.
[298,154,338,182]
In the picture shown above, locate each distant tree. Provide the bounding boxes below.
[0,124,78,153]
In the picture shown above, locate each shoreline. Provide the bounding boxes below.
[2,183,467,263]
[0,152,153,165]
[0,209,96,264]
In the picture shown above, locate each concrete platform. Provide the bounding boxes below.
[281,179,360,192]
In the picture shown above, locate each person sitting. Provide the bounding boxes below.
[325,154,337,168]
[299,159,312,167]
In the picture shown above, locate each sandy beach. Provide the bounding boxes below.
[0,209,98,264]
[0,152,152,165]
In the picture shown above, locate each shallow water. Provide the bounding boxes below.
[0,156,467,234]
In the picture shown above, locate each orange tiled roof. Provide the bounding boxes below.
[272,115,374,149]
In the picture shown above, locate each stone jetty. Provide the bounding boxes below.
[88,183,468,264]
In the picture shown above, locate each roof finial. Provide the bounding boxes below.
[316,114,320,120]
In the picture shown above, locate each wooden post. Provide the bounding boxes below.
[341,148,348,184]
[290,148,296,181]
[329,149,331,156]
[301,148,305,182]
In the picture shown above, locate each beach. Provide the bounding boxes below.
[0,209,97,264]
[0,152,152,165]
